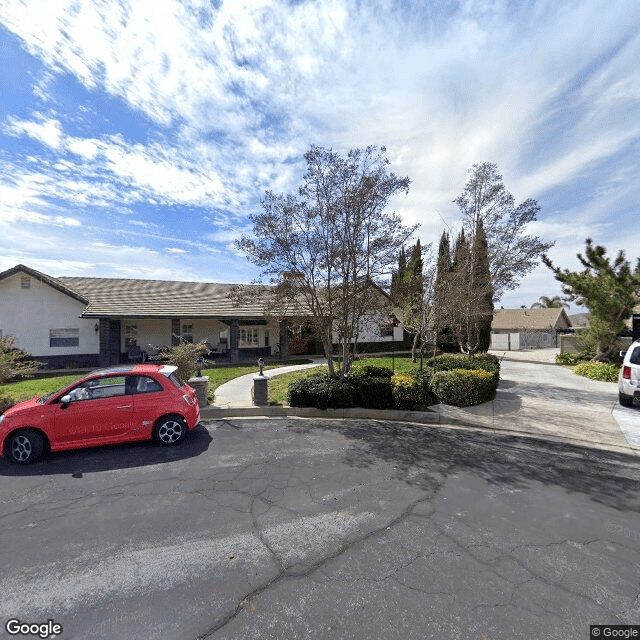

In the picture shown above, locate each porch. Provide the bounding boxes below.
[98,317,288,367]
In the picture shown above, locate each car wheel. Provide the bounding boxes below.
[8,429,45,464]
[619,392,634,407]
[153,416,187,446]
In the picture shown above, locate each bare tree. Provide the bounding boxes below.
[454,162,554,300]
[235,145,416,377]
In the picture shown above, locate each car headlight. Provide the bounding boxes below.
[0,414,5,424]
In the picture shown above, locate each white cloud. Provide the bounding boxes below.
[67,137,98,160]
[0,0,639,287]
[4,115,63,149]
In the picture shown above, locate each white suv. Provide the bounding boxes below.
[619,340,640,407]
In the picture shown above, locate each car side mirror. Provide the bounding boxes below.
[620,351,627,357]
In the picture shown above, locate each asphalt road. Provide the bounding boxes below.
[1,417,640,640]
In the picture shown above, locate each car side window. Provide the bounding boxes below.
[132,375,163,394]
[87,376,127,399]
[630,347,640,365]
[67,385,92,402]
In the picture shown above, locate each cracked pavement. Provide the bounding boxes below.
[1,417,640,639]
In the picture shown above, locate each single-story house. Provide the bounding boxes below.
[0,264,404,369]
[490,307,572,350]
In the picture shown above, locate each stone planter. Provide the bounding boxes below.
[188,376,210,408]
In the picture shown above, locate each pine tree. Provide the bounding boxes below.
[543,239,640,361]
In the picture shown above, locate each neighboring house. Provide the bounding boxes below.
[0,265,404,368]
[490,307,572,350]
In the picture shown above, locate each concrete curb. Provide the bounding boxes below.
[199,404,638,456]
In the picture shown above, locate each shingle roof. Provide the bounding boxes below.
[492,307,571,331]
[0,264,89,304]
[56,276,268,318]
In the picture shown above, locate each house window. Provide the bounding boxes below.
[239,328,258,347]
[264,330,269,347]
[380,325,393,338]
[50,328,79,347]
[182,324,193,343]
[124,324,138,347]
[21,276,31,289]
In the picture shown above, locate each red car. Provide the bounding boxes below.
[0,364,200,464]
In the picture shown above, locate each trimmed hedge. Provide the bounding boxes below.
[287,376,355,409]
[354,376,394,409]
[287,353,501,410]
[426,353,500,380]
[573,361,620,382]
[391,373,424,411]
[430,368,497,407]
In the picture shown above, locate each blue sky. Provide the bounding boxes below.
[1,0,639,309]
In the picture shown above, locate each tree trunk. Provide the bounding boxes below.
[322,338,335,377]
[411,332,420,362]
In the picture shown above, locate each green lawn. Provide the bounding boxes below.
[267,366,327,405]
[0,359,313,403]
[0,373,85,401]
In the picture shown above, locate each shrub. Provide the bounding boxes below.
[0,395,16,415]
[556,352,581,365]
[409,368,439,406]
[150,339,210,382]
[391,373,425,410]
[430,368,497,407]
[287,376,355,409]
[348,364,393,381]
[0,336,40,384]
[354,377,394,409]
[425,353,500,384]
[573,361,620,382]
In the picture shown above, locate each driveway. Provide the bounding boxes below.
[437,356,635,453]
[1,417,640,640]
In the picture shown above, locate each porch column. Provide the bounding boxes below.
[98,319,110,367]
[229,318,239,363]
[99,319,121,366]
[171,318,180,345]
[279,320,289,360]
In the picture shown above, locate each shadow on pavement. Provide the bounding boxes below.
[0,424,213,477]
[287,418,640,513]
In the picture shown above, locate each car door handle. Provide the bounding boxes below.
[117,404,133,409]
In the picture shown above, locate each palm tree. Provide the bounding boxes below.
[530,295,569,310]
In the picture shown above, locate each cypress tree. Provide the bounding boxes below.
[471,219,494,352]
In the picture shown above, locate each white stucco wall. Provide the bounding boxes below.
[0,272,98,356]
[332,312,404,343]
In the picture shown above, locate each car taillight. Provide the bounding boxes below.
[182,394,196,406]
[623,366,631,380]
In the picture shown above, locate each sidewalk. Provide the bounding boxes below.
[201,349,640,456]
[212,360,325,408]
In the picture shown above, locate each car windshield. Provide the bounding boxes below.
[37,393,55,404]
